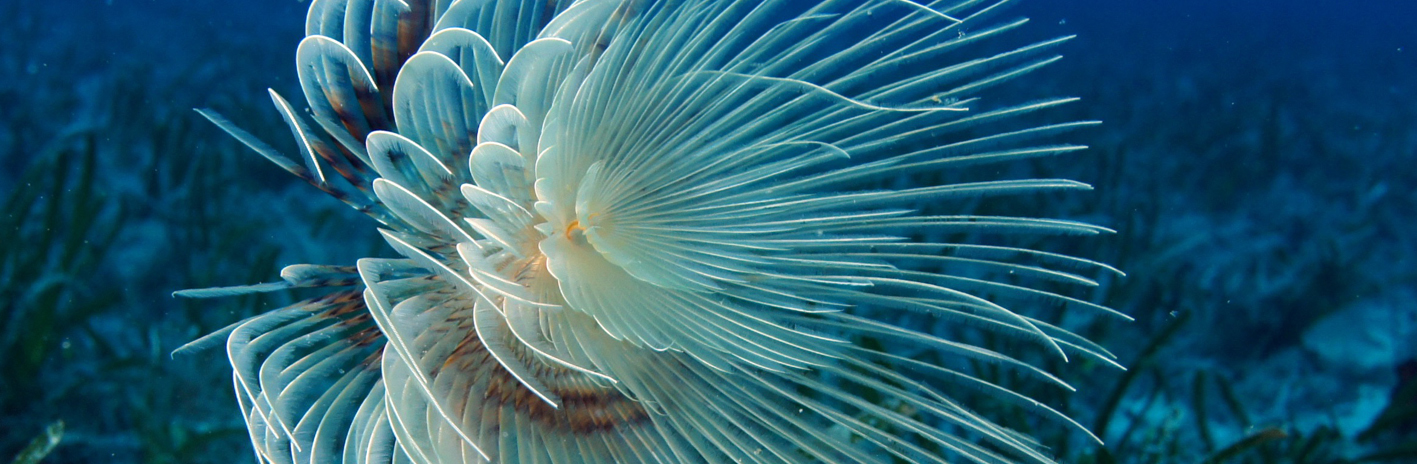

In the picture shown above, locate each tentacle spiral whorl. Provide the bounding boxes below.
[187,0,1126,463]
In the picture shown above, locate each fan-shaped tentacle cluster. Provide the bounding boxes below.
[183,0,1126,463]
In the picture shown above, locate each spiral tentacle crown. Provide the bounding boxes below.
[183,0,1129,463]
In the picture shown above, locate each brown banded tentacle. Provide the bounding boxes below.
[443,327,654,435]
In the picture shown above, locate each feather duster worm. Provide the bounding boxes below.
[181,0,1128,462]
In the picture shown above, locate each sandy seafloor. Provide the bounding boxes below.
[1,0,1413,463]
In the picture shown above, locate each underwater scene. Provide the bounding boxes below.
[1,0,1413,463]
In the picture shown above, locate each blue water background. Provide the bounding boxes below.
[1,0,1413,462]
